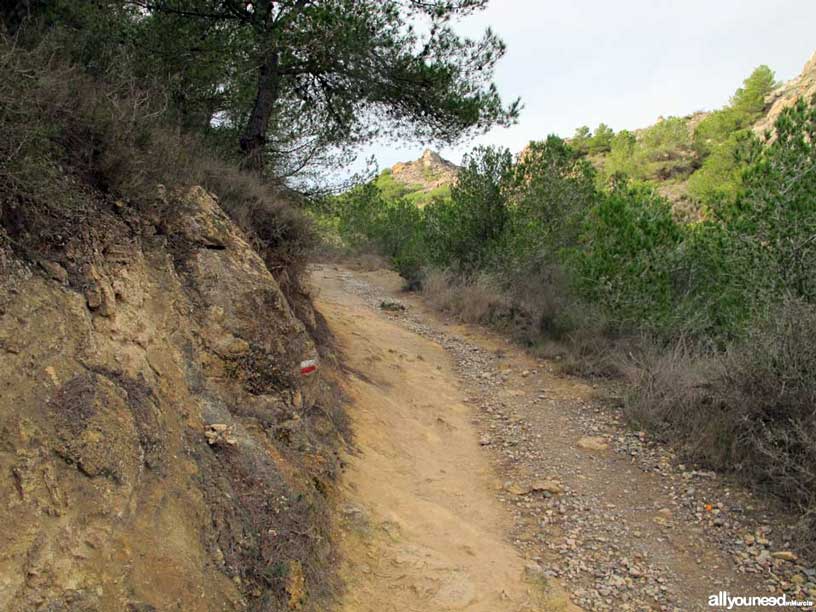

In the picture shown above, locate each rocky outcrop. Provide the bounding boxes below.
[755,51,816,135]
[0,186,345,611]
[390,149,459,192]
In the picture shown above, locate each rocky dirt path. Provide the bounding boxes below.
[312,265,815,612]
[313,266,576,612]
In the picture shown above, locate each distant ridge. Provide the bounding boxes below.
[374,149,460,207]
[390,149,459,192]
[755,51,816,134]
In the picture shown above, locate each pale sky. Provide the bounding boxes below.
[357,0,816,172]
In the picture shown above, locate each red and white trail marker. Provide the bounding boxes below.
[300,359,318,376]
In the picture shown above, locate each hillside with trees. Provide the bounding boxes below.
[377,149,460,207]
[574,64,780,217]
[322,48,816,562]
[351,59,804,221]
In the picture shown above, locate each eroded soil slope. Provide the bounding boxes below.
[0,188,345,611]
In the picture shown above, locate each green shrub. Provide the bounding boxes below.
[587,123,614,154]
[569,179,683,331]
[571,125,592,154]
[693,109,745,156]
[686,133,750,206]
[731,65,776,119]
[572,123,614,155]
[604,130,643,178]
[725,96,816,302]
[423,146,513,273]
[640,117,696,179]
[504,136,598,266]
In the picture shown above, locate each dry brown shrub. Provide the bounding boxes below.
[422,270,509,324]
[625,300,816,555]
[420,269,458,310]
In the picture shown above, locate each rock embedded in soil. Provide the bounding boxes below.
[531,480,564,495]
[576,436,609,451]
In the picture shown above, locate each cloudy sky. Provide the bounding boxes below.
[356,0,816,172]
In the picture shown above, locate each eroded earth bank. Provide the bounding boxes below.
[0,188,346,611]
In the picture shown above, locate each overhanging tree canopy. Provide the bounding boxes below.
[133,0,520,175]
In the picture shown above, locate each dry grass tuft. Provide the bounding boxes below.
[422,269,510,324]
[625,299,816,555]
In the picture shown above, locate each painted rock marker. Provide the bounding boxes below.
[300,358,318,376]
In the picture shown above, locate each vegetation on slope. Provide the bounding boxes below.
[374,169,453,208]
[569,66,779,215]
[322,91,816,555]
[359,66,780,224]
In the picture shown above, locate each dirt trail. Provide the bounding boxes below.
[313,267,576,611]
[313,265,800,612]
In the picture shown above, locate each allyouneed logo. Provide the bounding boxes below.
[709,592,814,609]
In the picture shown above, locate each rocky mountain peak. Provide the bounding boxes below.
[390,149,459,191]
[420,148,443,164]
[754,50,816,134]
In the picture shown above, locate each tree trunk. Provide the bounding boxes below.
[240,51,281,174]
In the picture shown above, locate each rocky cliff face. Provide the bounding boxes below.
[390,149,459,192]
[755,51,816,135]
[0,186,345,611]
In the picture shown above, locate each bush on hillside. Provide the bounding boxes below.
[602,118,694,181]
[686,133,751,206]
[689,66,777,207]
[569,179,683,332]
[572,123,614,155]
[604,130,643,178]
[693,109,746,157]
[572,125,592,154]
[731,65,777,119]
[626,299,816,554]
[640,117,696,179]
[0,36,315,286]
[587,123,615,154]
